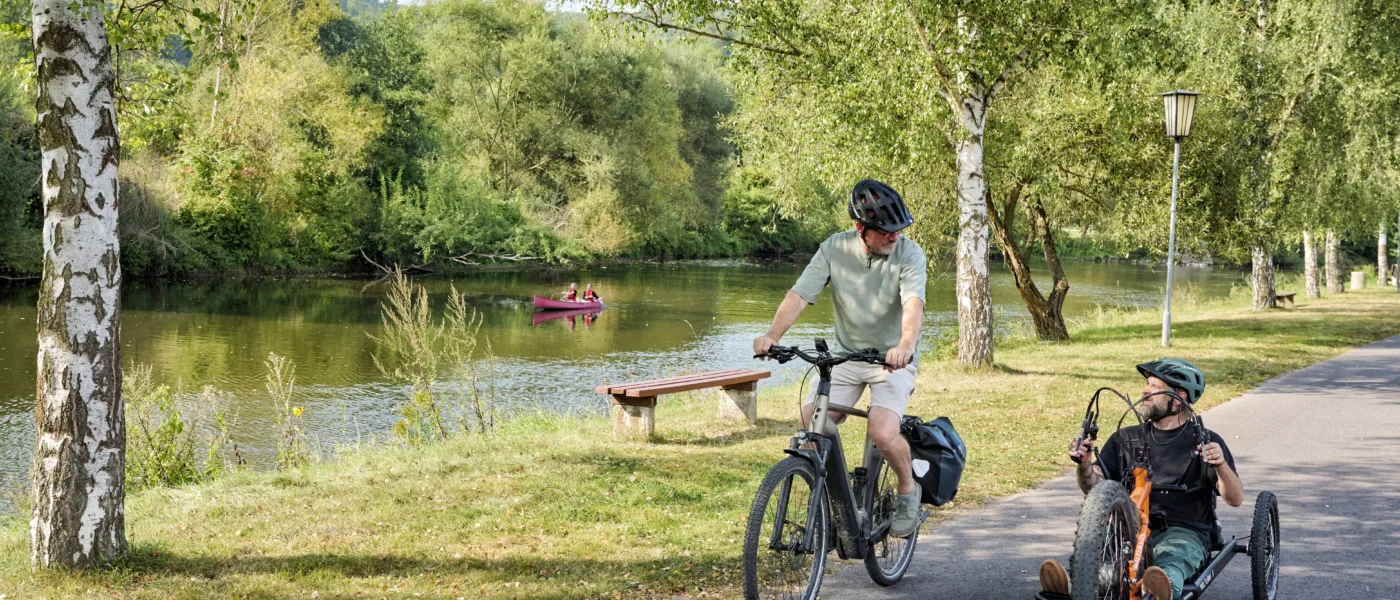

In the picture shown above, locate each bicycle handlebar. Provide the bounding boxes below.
[753,344,891,369]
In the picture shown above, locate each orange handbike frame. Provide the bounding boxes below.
[1125,467,1152,600]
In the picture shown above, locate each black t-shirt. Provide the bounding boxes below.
[1095,421,1236,546]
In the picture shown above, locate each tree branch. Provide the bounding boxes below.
[611,10,802,57]
[987,43,1035,102]
[903,3,960,111]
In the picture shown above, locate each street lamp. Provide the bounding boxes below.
[1160,90,1198,347]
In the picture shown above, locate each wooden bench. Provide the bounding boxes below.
[596,369,771,439]
[1275,292,1296,307]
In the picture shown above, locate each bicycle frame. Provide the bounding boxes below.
[778,362,886,561]
[1126,467,1153,600]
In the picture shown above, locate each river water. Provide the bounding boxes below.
[0,259,1242,483]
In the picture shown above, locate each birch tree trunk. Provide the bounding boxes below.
[1325,230,1342,294]
[955,92,994,366]
[1379,222,1388,288]
[29,0,126,568]
[1303,231,1320,299]
[1251,247,1276,309]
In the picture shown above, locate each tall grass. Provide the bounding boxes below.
[370,272,499,445]
[265,353,311,469]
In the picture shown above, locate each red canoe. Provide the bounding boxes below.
[533,295,603,310]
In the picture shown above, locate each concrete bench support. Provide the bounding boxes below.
[611,395,656,439]
[717,381,758,424]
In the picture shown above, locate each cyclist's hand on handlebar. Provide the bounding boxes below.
[753,335,779,359]
[884,343,915,371]
[1202,441,1227,468]
[1069,437,1095,465]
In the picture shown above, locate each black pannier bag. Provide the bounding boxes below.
[899,416,967,506]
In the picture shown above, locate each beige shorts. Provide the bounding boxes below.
[804,361,917,417]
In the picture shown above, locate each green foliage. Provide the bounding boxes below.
[125,365,230,490]
[376,167,590,264]
[0,21,37,275]
[317,9,434,187]
[721,167,835,255]
[418,0,744,260]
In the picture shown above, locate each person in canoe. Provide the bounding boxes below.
[560,283,578,301]
[583,284,602,303]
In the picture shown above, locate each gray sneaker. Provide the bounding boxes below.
[888,483,922,538]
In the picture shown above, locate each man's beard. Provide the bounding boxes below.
[1139,399,1176,422]
[862,232,895,255]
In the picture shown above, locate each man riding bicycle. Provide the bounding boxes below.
[1040,359,1245,600]
[753,179,927,538]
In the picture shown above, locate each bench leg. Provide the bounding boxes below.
[612,396,656,440]
[718,382,758,424]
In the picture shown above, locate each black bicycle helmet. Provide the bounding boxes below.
[1136,358,1206,404]
[848,179,914,233]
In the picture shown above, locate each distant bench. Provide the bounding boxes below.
[1275,292,1296,307]
[596,369,771,439]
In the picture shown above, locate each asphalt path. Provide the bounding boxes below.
[823,334,1400,600]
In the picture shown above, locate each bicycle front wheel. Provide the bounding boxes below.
[743,456,828,600]
[863,452,918,585]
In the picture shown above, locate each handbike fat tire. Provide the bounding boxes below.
[1069,481,1140,600]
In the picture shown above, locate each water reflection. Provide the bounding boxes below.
[531,307,605,328]
[0,259,1244,480]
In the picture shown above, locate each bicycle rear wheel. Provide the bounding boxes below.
[863,453,918,586]
[743,456,828,600]
[1070,481,1139,600]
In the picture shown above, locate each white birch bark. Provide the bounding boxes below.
[1251,247,1275,309]
[955,92,994,367]
[1303,231,1320,299]
[1325,230,1342,294]
[1378,222,1388,287]
[29,0,126,568]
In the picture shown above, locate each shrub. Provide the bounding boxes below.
[125,365,230,489]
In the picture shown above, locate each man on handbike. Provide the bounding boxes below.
[753,179,927,538]
[1040,359,1245,600]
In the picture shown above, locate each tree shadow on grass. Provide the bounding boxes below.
[76,548,738,600]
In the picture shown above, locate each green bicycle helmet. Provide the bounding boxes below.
[1136,358,1206,405]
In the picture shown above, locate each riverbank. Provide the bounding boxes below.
[5,288,1400,599]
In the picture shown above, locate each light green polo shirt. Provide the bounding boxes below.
[791,230,928,361]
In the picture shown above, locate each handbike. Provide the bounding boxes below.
[741,339,928,600]
[1037,388,1281,600]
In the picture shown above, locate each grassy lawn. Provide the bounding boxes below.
[4,288,1400,599]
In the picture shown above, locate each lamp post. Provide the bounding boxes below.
[1160,90,1198,347]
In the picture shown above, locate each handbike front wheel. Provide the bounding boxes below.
[1250,491,1280,600]
[743,456,828,600]
[863,454,918,586]
[1069,481,1139,600]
